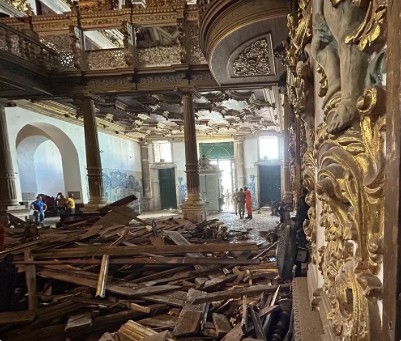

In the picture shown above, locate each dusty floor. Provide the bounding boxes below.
[141,206,280,244]
[44,207,280,244]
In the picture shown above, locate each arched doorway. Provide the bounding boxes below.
[15,123,82,205]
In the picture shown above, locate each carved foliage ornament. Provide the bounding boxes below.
[5,0,31,12]
[316,86,385,340]
[232,39,272,77]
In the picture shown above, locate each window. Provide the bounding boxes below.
[154,141,172,162]
[259,136,279,160]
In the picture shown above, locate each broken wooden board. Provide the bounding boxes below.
[138,314,178,329]
[191,284,291,304]
[65,312,92,332]
[37,267,181,297]
[173,288,208,337]
[141,331,171,341]
[33,242,259,259]
[141,290,187,308]
[221,323,244,341]
[212,313,232,338]
[118,319,157,341]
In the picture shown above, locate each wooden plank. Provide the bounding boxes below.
[127,302,152,313]
[118,319,157,341]
[24,248,38,310]
[33,242,259,259]
[37,268,181,297]
[191,284,291,304]
[17,256,260,266]
[221,323,244,341]
[141,331,171,341]
[0,310,36,324]
[259,304,279,318]
[212,313,232,338]
[131,266,192,283]
[201,274,237,291]
[138,314,178,329]
[173,288,207,336]
[163,230,207,271]
[249,304,266,340]
[141,291,187,307]
[65,312,92,332]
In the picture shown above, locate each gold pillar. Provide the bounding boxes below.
[180,90,205,222]
[0,101,19,212]
[75,94,106,208]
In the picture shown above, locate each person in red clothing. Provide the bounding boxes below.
[243,186,252,219]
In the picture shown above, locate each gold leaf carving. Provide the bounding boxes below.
[345,0,387,51]
[232,39,272,77]
[315,85,385,340]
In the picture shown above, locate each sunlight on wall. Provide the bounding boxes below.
[34,140,64,196]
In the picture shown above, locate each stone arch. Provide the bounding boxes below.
[15,123,82,201]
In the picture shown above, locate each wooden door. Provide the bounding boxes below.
[159,168,177,209]
[259,165,281,207]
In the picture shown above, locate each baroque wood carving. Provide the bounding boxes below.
[281,0,387,339]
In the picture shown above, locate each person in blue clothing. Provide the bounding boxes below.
[30,195,47,227]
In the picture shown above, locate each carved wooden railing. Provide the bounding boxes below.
[0,23,59,71]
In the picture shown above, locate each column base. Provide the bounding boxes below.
[181,195,207,223]
[140,197,153,211]
[82,199,107,212]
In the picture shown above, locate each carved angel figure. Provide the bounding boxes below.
[311,0,369,133]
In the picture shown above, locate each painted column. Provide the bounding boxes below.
[234,136,246,188]
[140,141,152,210]
[0,101,19,214]
[181,90,205,222]
[75,94,106,208]
[282,95,293,221]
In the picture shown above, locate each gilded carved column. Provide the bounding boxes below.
[75,94,106,208]
[234,136,246,188]
[181,90,205,222]
[140,141,152,210]
[282,96,293,221]
[0,101,19,212]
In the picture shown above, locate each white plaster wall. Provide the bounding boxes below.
[5,106,142,204]
[99,133,142,173]
[6,107,88,203]
[34,140,64,196]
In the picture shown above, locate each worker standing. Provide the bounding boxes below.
[243,186,252,220]
[65,193,76,214]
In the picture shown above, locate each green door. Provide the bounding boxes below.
[159,168,177,209]
[259,165,281,207]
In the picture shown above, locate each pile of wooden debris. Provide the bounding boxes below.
[0,198,292,341]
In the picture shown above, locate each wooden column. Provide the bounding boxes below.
[0,101,19,213]
[75,94,106,208]
[181,90,205,222]
[282,95,293,221]
[383,0,401,339]
[234,136,246,189]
